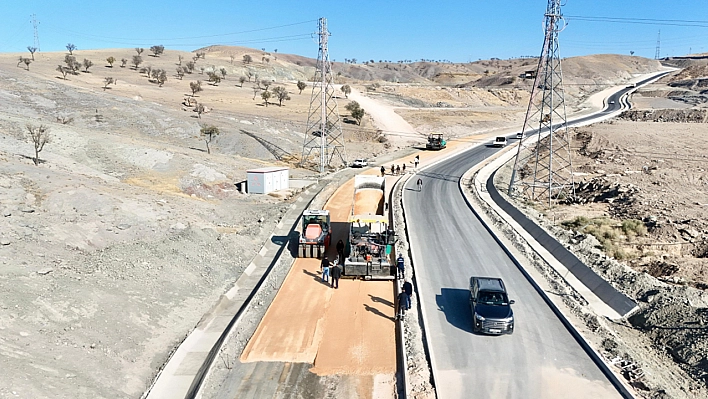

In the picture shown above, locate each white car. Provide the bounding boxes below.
[493,137,507,147]
[351,159,368,168]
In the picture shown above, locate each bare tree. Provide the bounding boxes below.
[132,55,143,69]
[120,58,128,68]
[56,65,69,80]
[195,103,205,119]
[261,90,271,107]
[83,58,93,73]
[239,76,246,87]
[340,84,351,98]
[229,53,235,64]
[103,77,115,90]
[297,80,307,94]
[66,43,76,55]
[271,86,290,106]
[135,48,144,55]
[220,68,227,79]
[185,61,195,73]
[106,56,116,67]
[243,54,252,64]
[200,124,220,154]
[196,51,206,59]
[27,46,37,60]
[177,55,183,66]
[190,81,203,96]
[176,67,185,80]
[252,85,261,100]
[246,70,253,81]
[150,45,165,57]
[142,65,152,78]
[26,124,50,165]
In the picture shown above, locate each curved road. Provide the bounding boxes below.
[403,71,671,398]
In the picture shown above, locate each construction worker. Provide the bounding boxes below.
[336,239,345,263]
[396,165,401,175]
[321,256,330,283]
[414,155,420,169]
[380,165,385,177]
[416,178,423,192]
[330,262,341,289]
[390,164,395,175]
[402,280,413,310]
[396,254,405,279]
[402,164,406,174]
[397,291,408,320]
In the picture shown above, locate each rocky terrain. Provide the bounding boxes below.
[0,45,673,398]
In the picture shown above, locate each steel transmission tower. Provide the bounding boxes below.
[508,0,574,206]
[30,14,40,51]
[655,30,661,60]
[300,17,347,173]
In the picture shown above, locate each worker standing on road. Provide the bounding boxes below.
[396,254,405,279]
[321,256,330,283]
[414,155,420,169]
[402,280,413,310]
[336,239,345,263]
[390,164,395,175]
[402,164,406,174]
[380,165,385,177]
[416,178,423,192]
[330,263,341,289]
[396,165,401,175]
[397,291,409,320]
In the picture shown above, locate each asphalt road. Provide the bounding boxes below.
[400,73,672,398]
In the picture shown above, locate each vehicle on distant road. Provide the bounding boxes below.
[516,132,523,139]
[469,276,515,335]
[609,100,615,104]
[492,136,507,147]
[350,159,368,168]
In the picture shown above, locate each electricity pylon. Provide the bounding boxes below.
[30,14,40,51]
[508,0,574,207]
[300,17,347,173]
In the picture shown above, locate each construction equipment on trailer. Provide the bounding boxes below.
[299,210,331,258]
[343,175,397,279]
[426,133,447,150]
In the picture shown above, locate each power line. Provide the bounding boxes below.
[566,15,708,28]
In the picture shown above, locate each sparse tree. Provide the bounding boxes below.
[103,77,115,90]
[200,124,219,154]
[196,51,206,59]
[152,69,167,86]
[345,101,365,125]
[83,58,93,73]
[297,80,307,94]
[246,70,253,81]
[120,58,128,68]
[106,56,116,67]
[195,103,205,119]
[185,61,195,73]
[229,53,235,64]
[64,55,80,74]
[143,65,153,78]
[150,45,165,57]
[56,65,68,80]
[252,85,261,100]
[220,67,227,79]
[260,79,272,90]
[190,80,203,96]
[177,55,183,66]
[19,57,32,71]
[261,90,271,106]
[199,67,205,75]
[176,67,185,80]
[27,46,37,61]
[630,51,635,56]
[243,54,252,64]
[135,48,144,55]
[272,86,290,106]
[26,124,50,165]
[66,43,76,55]
[132,55,143,69]
[207,71,221,85]
[340,84,351,98]
[239,76,246,87]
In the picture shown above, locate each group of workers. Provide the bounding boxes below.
[317,251,415,321]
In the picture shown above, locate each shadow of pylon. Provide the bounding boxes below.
[240,129,292,161]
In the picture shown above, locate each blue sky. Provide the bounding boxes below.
[2,1,708,62]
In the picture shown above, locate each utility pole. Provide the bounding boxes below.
[300,17,347,173]
[30,14,40,52]
[655,30,661,60]
[508,0,574,207]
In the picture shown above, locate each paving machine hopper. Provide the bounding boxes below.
[343,175,396,279]
[299,209,331,258]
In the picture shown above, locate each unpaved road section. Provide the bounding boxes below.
[204,174,397,398]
